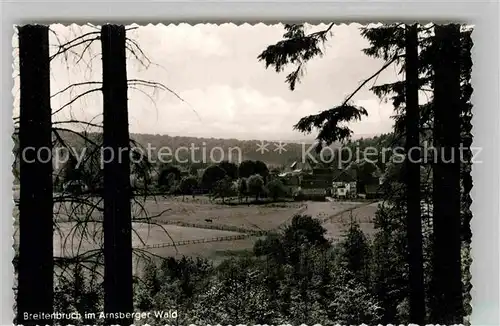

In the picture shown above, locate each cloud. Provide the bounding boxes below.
[13,23,398,141]
[128,84,320,140]
[349,99,394,135]
[129,24,232,59]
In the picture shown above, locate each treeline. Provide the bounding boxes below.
[155,160,291,204]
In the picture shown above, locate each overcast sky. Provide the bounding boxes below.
[13,23,400,141]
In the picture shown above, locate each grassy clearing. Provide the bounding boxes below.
[13,194,380,262]
[143,237,259,267]
[143,196,305,231]
[13,222,246,258]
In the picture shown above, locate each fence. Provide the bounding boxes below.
[153,219,263,234]
[137,232,267,250]
[154,202,309,234]
[138,202,319,250]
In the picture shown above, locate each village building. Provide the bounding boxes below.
[331,169,357,199]
[277,160,382,200]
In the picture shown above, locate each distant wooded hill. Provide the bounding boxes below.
[128,132,392,168]
[13,130,392,169]
[130,133,322,167]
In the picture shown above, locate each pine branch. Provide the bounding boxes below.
[258,23,333,90]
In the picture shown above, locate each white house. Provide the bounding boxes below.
[331,170,357,198]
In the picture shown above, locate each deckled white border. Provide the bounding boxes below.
[1,1,498,325]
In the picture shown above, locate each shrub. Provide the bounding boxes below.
[247,174,264,201]
[201,165,227,191]
[266,178,287,201]
[211,176,235,203]
[178,175,198,196]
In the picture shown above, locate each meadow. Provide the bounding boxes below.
[13,194,380,262]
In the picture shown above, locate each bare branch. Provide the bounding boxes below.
[125,38,151,68]
[52,127,100,148]
[50,36,100,61]
[52,88,102,116]
[53,120,103,129]
[51,81,102,98]
[128,79,201,121]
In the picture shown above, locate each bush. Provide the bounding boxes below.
[218,161,238,179]
[178,175,199,196]
[237,178,248,202]
[283,214,329,248]
[157,165,181,188]
[201,165,227,191]
[266,179,286,201]
[53,265,103,326]
[211,176,235,203]
[253,233,284,259]
[329,278,382,325]
[247,174,264,201]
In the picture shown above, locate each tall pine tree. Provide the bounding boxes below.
[259,23,473,323]
[404,23,426,324]
[16,25,54,326]
[430,24,464,323]
[101,24,134,325]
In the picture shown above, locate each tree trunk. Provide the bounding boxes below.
[101,24,134,326]
[404,23,426,324]
[430,24,463,323]
[16,25,53,326]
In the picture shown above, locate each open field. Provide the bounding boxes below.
[144,196,305,231]
[13,194,380,261]
[13,195,305,229]
[143,237,260,267]
[13,222,247,258]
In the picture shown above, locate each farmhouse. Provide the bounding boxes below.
[276,159,384,200]
[285,166,342,200]
[331,169,357,199]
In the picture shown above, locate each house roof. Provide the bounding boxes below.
[332,169,356,182]
[293,160,313,171]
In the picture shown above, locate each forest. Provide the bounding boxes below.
[13,23,472,326]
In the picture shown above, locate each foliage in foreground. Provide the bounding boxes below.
[52,211,472,326]
[132,215,383,325]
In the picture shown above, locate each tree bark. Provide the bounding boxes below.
[17,25,53,326]
[430,24,464,323]
[101,24,134,326]
[404,23,426,324]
